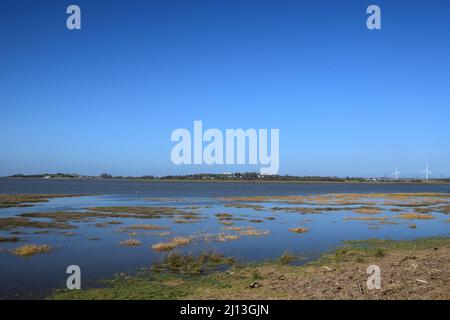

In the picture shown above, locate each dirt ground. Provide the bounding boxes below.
[190,247,450,300]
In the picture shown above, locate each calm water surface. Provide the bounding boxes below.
[0,179,449,299]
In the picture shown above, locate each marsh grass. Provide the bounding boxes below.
[157,232,171,237]
[219,221,234,226]
[414,207,435,214]
[238,228,270,237]
[11,244,52,257]
[120,224,170,231]
[278,251,298,265]
[0,236,20,243]
[271,207,328,214]
[288,227,309,234]
[215,213,233,219]
[0,194,85,209]
[173,219,201,224]
[22,211,128,222]
[94,221,123,228]
[344,216,388,221]
[215,213,245,221]
[353,207,382,214]
[344,236,450,251]
[217,234,240,242]
[152,237,192,251]
[178,214,202,220]
[0,217,74,231]
[151,251,235,275]
[49,236,450,300]
[87,206,199,220]
[437,205,450,214]
[271,205,379,214]
[395,213,435,220]
[224,203,265,211]
[221,193,450,209]
[120,239,142,246]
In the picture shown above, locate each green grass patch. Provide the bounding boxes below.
[152,251,235,275]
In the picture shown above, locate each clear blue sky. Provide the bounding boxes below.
[1,0,449,177]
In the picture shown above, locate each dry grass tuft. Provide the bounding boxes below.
[353,207,382,215]
[152,237,192,251]
[288,227,309,234]
[11,244,52,256]
[122,224,170,231]
[395,213,435,220]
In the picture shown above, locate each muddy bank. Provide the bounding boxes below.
[50,237,450,300]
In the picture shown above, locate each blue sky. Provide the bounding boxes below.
[1,0,449,177]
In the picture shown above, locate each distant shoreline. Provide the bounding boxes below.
[2,177,450,185]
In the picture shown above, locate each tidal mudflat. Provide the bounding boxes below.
[0,180,449,299]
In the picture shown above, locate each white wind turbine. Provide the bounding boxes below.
[392,166,401,180]
[421,164,432,181]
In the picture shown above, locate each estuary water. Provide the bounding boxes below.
[0,179,449,299]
